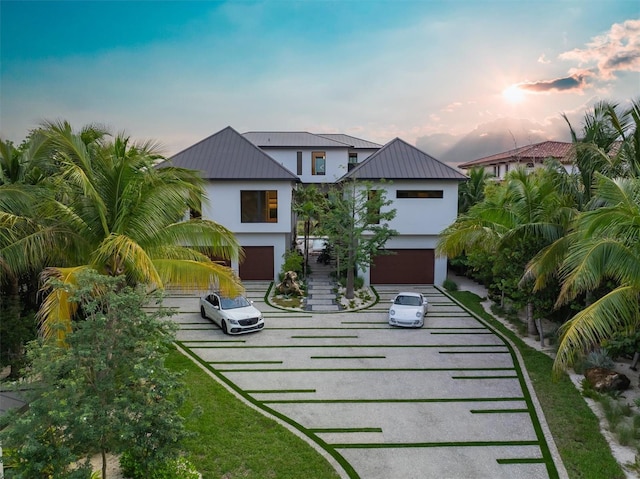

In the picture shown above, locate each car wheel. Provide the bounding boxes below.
[221,319,228,335]
[200,306,207,319]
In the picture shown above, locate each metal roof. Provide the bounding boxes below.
[341,138,467,181]
[158,126,299,181]
[458,141,575,169]
[316,133,383,149]
[243,131,349,148]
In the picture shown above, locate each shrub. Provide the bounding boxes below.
[442,279,458,291]
[120,452,200,479]
[281,249,304,277]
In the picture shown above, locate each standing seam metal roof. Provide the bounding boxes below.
[341,137,467,181]
[243,131,349,148]
[158,126,299,181]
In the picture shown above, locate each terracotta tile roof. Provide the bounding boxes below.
[341,138,467,181]
[458,141,575,169]
[158,126,299,181]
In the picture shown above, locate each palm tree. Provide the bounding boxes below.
[18,121,243,342]
[550,174,640,375]
[458,166,492,214]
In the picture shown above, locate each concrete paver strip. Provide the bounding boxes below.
[168,284,566,479]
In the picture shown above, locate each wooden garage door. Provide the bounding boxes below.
[239,246,274,280]
[370,249,434,284]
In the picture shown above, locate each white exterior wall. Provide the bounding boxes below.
[262,148,378,183]
[201,180,294,280]
[357,179,459,286]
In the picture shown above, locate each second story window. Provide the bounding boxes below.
[241,190,278,223]
[348,152,358,171]
[297,151,303,175]
[312,151,326,175]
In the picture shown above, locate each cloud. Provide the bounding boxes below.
[537,54,551,64]
[515,18,639,96]
[518,72,591,93]
[559,18,640,80]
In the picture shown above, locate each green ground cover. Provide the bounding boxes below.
[165,349,341,479]
[449,290,625,479]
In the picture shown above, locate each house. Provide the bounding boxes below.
[162,126,466,285]
[457,141,575,180]
[341,138,467,285]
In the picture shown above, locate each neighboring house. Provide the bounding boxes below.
[162,126,466,285]
[458,141,574,180]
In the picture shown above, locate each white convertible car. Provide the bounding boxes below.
[199,292,264,335]
[388,292,428,328]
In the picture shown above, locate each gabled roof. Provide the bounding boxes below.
[458,141,574,169]
[316,133,383,149]
[341,138,467,181]
[243,131,348,148]
[159,126,298,181]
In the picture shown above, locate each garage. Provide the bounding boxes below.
[370,249,434,284]
[239,246,274,280]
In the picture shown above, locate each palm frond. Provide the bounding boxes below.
[554,285,640,376]
[152,259,243,297]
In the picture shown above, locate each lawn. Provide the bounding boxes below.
[449,290,625,479]
[165,349,341,479]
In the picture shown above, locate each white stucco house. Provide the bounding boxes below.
[458,141,575,180]
[161,126,467,285]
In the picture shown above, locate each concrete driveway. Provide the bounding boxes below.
[165,283,566,479]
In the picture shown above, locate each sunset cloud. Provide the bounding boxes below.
[559,18,640,80]
[518,72,591,93]
[516,18,639,95]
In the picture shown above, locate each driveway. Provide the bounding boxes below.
[165,283,566,479]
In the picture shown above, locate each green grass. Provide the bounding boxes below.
[165,350,341,479]
[449,290,625,479]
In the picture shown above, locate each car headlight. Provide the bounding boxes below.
[415,311,422,318]
[228,319,239,325]
[389,309,395,316]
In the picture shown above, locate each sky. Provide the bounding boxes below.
[1,0,639,162]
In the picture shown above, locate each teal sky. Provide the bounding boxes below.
[1,0,639,158]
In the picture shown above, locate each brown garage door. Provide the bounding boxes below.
[239,246,274,280]
[370,249,434,284]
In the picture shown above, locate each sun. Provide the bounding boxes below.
[502,84,525,104]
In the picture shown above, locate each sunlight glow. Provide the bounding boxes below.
[502,84,525,104]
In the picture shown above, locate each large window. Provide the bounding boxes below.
[312,151,326,175]
[241,190,278,223]
[396,190,443,199]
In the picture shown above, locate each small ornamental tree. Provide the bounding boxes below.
[0,270,188,479]
[321,180,397,299]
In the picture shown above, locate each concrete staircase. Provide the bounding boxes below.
[305,260,340,312]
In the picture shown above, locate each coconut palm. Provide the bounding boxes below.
[21,121,243,342]
[458,166,492,214]
[550,174,640,375]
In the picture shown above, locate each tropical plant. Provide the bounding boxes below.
[320,179,397,299]
[1,120,243,343]
[293,184,326,278]
[458,166,492,214]
[549,174,640,375]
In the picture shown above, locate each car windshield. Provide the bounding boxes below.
[394,295,422,306]
[220,296,251,309]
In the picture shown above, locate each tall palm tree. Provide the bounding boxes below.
[550,174,640,375]
[18,121,243,342]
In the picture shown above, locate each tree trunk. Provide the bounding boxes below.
[303,220,310,278]
[346,241,355,299]
[526,302,537,337]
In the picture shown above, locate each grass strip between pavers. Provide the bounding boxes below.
[430,331,494,335]
[309,428,383,433]
[259,397,525,404]
[333,440,540,448]
[179,343,510,349]
[451,375,519,379]
[309,355,386,359]
[470,408,530,414]
[438,350,510,354]
[497,458,546,464]
[291,335,359,338]
[208,360,283,364]
[176,341,359,479]
[245,389,317,394]
[215,367,516,373]
[440,288,560,479]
